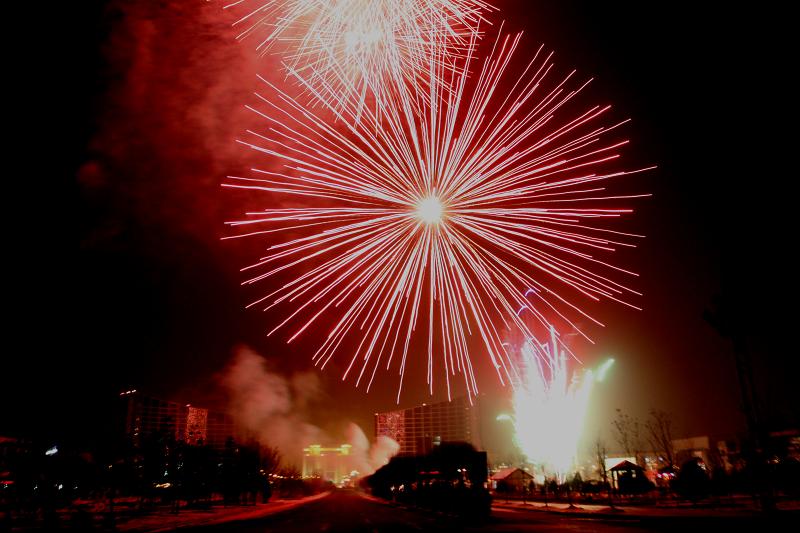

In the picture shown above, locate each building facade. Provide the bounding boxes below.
[374,396,480,456]
[119,390,236,450]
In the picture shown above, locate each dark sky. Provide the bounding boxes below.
[5,1,796,451]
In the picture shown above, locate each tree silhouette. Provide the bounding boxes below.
[645,409,675,469]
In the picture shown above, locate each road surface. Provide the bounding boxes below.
[181,489,787,532]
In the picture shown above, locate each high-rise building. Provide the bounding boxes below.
[119,390,236,449]
[374,396,480,456]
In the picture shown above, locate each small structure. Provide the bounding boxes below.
[609,460,651,494]
[490,467,534,493]
[302,444,352,485]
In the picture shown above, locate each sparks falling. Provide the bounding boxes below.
[225,30,651,401]
[506,325,613,480]
[223,0,493,115]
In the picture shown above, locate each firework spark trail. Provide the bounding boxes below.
[222,0,493,117]
[509,325,598,480]
[225,30,652,401]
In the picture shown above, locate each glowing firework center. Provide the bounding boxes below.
[344,27,384,55]
[415,195,445,225]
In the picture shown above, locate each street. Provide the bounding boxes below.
[181,490,793,533]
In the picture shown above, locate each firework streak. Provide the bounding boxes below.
[223,0,492,117]
[225,31,651,401]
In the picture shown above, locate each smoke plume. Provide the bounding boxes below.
[220,346,397,474]
[344,423,401,476]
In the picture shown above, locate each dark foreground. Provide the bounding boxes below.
[183,490,796,533]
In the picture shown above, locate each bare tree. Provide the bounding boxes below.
[612,408,644,466]
[594,435,608,485]
[594,435,615,509]
[645,409,675,469]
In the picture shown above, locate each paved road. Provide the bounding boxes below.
[181,490,698,532]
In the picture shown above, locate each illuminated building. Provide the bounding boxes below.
[374,396,481,456]
[301,444,352,485]
[119,390,236,450]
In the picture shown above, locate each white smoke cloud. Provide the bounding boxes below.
[220,345,397,474]
[344,423,400,476]
[220,346,324,464]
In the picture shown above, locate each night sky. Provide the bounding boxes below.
[5,1,797,452]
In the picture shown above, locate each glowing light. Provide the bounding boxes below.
[509,326,595,480]
[595,357,615,382]
[223,0,494,116]
[415,196,444,225]
[226,31,650,400]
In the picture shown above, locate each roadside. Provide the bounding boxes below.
[361,489,800,522]
[115,491,330,532]
[4,492,330,532]
[492,497,800,520]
